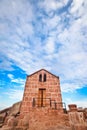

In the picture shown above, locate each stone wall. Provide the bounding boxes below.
[20,69,63,115]
[17,69,66,129]
[29,108,70,130]
[68,104,87,130]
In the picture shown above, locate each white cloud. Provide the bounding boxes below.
[8,74,14,80]
[74,100,87,108]
[0,102,9,110]
[69,0,87,22]
[0,58,14,71]
[70,0,84,13]
[65,98,87,109]
[61,83,81,92]
[38,0,69,14]
[54,1,87,92]
[0,0,34,22]
[42,15,60,31]
[0,88,23,110]
[44,37,56,54]
[0,0,87,95]
[4,89,23,100]
[8,74,25,85]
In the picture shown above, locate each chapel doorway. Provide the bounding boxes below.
[38,88,46,107]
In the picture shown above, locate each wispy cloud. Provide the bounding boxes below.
[0,0,87,108]
[70,0,85,14]
[65,97,87,109]
[4,89,23,100]
[38,0,70,14]
[8,74,25,85]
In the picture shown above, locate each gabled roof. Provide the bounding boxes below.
[27,69,59,79]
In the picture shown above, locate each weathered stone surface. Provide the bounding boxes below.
[0,107,10,127]
[46,126,71,130]
[28,108,70,130]
[0,102,21,129]
[17,69,69,130]
[9,102,21,116]
[20,69,63,115]
[68,104,77,112]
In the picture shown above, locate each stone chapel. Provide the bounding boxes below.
[18,69,69,130]
[20,69,66,113]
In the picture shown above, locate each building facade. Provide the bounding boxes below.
[20,69,65,114]
[18,69,69,130]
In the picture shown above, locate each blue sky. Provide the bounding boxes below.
[0,0,87,110]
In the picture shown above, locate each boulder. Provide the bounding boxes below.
[0,101,21,129]
[9,102,21,116]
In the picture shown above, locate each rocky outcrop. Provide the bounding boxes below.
[0,101,21,129]
[9,101,21,116]
[0,107,11,128]
[0,103,87,130]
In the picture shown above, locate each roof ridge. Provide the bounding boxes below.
[27,69,59,79]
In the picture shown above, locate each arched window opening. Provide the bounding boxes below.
[44,74,46,82]
[39,74,42,82]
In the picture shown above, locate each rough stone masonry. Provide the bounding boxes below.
[18,69,68,130]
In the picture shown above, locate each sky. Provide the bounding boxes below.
[0,0,87,110]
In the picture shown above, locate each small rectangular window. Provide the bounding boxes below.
[44,74,46,82]
[39,74,42,82]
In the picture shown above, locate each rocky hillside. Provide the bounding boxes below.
[0,101,21,128]
[0,102,87,130]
